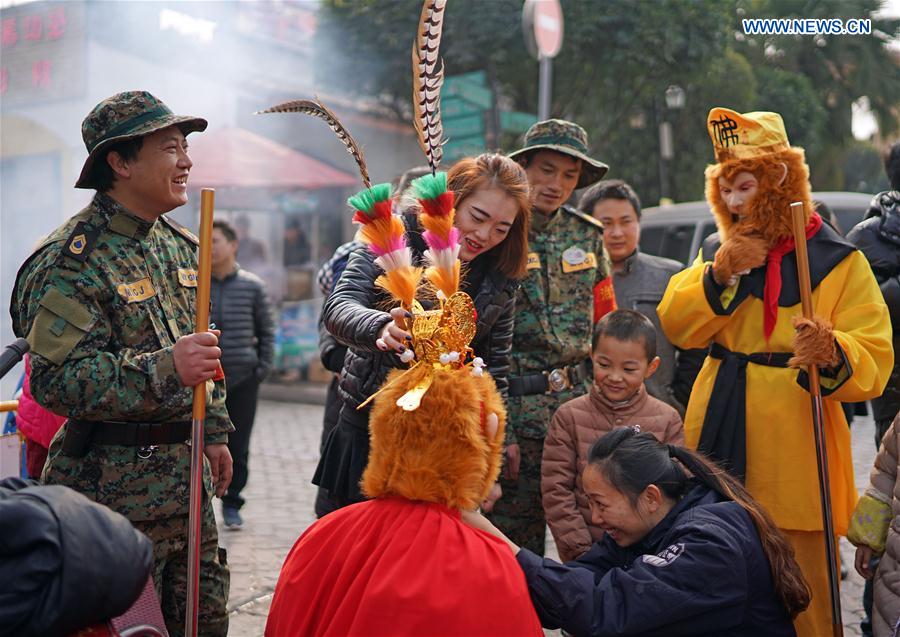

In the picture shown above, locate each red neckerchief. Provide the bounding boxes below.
[763,211,822,342]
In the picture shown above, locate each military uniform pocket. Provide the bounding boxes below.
[28,287,95,365]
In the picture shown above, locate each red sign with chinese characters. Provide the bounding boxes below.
[1,1,85,105]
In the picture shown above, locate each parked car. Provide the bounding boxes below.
[639,191,873,265]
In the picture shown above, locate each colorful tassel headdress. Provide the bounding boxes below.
[348,184,423,310]
[352,0,488,413]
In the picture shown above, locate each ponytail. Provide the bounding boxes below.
[588,429,811,618]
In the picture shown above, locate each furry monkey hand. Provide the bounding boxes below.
[789,316,841,369]
[712,233,769,286]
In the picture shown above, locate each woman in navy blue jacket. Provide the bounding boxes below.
[464,428,811,636]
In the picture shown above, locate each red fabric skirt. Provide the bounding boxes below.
[266,497,542,637]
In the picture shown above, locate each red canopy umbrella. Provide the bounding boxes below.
[186,127,358,190]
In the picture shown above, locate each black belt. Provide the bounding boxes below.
[697,343,792,481]
[73,419,193,446]
[508,359,592,397]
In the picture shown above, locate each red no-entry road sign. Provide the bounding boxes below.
[523,0,564,59]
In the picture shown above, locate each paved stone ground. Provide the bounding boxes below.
[222,398,880,636]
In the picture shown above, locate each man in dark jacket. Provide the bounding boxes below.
[580,179,687,413]
[847,142,900,446]
[210,220,276,528]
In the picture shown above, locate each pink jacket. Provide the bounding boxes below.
[541,383,683,562]
[16,355,66,448]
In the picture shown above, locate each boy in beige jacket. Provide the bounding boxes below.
[542,309,684,562]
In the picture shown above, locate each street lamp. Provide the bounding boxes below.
[657,84,685,206]
[665,84,686,110]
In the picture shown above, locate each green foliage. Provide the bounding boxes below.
[318,0,900,201]
[752,67,827,157]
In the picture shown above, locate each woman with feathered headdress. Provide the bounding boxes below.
[313,153,531,509]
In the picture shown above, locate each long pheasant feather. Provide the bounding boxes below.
[257,97,371,189]
[412,0,447,174]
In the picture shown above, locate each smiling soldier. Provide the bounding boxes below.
[488,119,616,556]
[10,91,234,637]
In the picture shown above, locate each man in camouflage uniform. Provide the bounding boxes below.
[488,120,615,555]
[10,91,233,636]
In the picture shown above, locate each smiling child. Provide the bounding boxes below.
[541,309,683,562]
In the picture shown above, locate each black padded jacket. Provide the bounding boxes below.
[847,191,900,422]
[0,477,153,637]
[210,265,276,388]
[322,214,518,424]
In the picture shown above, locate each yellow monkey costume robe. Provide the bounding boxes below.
[658,107,893,637]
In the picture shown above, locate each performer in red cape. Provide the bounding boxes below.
[265,174,542,637]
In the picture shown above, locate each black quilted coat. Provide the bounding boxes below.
[847,191,900,424]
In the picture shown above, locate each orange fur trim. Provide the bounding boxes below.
[705,148,812,245]
[375,266,422,309]
[362,365,506,510]
[789,315,840,369]
[711,233,769,284]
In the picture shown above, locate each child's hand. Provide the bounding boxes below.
[854,545,875,580]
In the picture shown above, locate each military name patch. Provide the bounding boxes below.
[177,268,198,287]
[561,249,597,273]
[64,222,100,263]
[526,252,542,270]
[642,543,685,568]
[117,278,156,303]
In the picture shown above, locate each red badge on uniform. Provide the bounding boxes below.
[593,278,617,323]
[213,362,225,382]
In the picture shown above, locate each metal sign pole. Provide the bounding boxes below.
[538,54,552,121]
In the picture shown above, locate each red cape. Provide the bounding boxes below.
[266,498,542,637]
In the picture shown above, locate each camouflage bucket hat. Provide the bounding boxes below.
[75,90,208,189]
[508,118,608,189]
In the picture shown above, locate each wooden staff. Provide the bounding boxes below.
[790,201,843,637]
[185,188,215,637]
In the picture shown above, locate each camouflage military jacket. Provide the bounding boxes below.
[507,205,612,442]
[11,193,232,521]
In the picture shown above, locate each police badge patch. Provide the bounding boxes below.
[642,543,685,567]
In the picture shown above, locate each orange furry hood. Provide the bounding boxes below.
[705,147,813,245]
[362,365,505,510]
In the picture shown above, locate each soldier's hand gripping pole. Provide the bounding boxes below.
[186,188,215,637]
[790,201,843,637]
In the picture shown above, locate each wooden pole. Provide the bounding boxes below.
[185,188,215,637]
[790,201,843,637]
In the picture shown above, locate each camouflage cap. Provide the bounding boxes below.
[75,90,208,189]
[508,118,608,189]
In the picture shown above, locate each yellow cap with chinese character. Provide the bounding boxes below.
[707,107,790,163]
